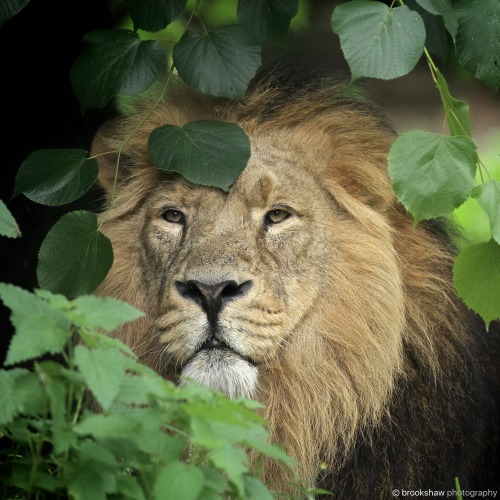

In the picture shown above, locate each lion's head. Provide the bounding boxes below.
[92,74,476,488]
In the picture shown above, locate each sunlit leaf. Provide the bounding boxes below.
[388,131,477,222]
[454,240,500,328]
[37,211,113,296]
[14,150,98,206]
[472,181,500,244]
[331,1,425,80]
[148,120,250,191]
[434,69,472,137]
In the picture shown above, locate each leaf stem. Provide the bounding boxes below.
[97,0,203,232]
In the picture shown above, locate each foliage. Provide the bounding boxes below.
[2,0,495,325]
[0,284,304,499]
[331,0,500,327]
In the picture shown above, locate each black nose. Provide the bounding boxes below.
[175,280,253,326]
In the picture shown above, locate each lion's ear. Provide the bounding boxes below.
[91,119,133,195]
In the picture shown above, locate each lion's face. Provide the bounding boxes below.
[135,140,339,398]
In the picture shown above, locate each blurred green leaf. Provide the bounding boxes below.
[14,150,98,206]
[0,283,71,365]
[454,240,500,328]
[331,1,425,80]
[0,369,31,424]
[245,476,274,500]
[153,462,205,500]
[37,211,113,297]
[238,0,299,44]
[0,199,21,238]
[124,0,186,32]
[0,0,29,25]
[74,345,126,410]
[472,181,500,244]
[434,69,472,137]
[209,445,248,497]
[388,131,477,222]
[70,295,144,331]
[416,0,457,39]
[71,29,165,109]
[173,25,261,99]
[455,0,500,94]
[148,120,250,192]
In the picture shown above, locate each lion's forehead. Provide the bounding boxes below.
[146,150,324,220]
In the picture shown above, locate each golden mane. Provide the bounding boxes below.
[93,72,500,495]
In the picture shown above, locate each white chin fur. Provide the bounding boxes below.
[180,349,258,399]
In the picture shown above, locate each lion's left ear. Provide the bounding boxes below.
[91,119,134,196]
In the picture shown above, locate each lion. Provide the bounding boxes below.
[92,68,500,497]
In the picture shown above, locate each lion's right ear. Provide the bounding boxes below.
[91,119,133,195]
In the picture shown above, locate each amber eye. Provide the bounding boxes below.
[265,209,291,225]
[162,209,185,224]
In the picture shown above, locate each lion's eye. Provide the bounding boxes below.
[162,209,185,224]
[265,209,291,225]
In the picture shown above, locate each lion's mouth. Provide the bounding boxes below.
[191,334,256,366]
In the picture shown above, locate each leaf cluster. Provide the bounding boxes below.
[0,284,301,499]
[3,0,299,299]
[332,0,500,327]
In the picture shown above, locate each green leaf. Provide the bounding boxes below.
[0,283,71,365]
[14,149,98,206]
[388,131,477,222]
[331,1,426,80]
[116,474,146,500]
[67,440,118,500]
[37,211,113,296]
[209,445,248,497]
[0,199,21,238]
[148,120,250,192]
[455,0,500,94]
[71,29,165,109]
[153,462,204,500]
[173,25,261,99]
[74,345,126,410]
[70,295,144,331]
[0,0,29,25]
[0,369,30,424]
[124,0,186,32]
[237,0,299,44]
[434,69,472,137]
[454,240,500,328]
[245,476,274,500]
[472,181,500,244]
[415,0,457,39]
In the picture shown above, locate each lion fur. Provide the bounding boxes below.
[92,70,500,497]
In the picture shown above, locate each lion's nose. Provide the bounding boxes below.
[175,279,253,326]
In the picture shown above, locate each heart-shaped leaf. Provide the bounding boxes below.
[14,149,98,206]
[331,1,426,80]
[173,25,261,99]
[148,120,250,192]
[37,211,113,296]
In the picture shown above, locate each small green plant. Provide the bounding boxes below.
[0,283,305,499]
